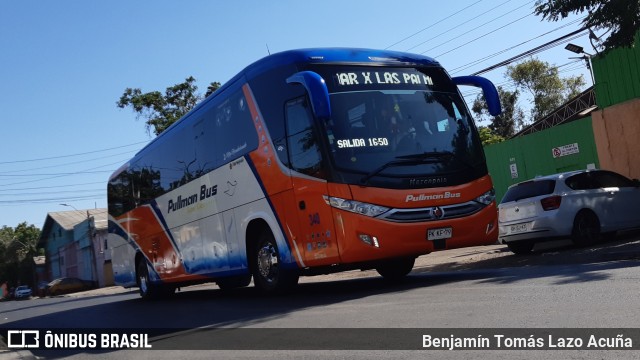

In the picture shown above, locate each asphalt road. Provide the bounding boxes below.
[1,233,640,359]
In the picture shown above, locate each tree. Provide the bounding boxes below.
[534,0,640,52]
[0,223,41,288]
[472,86,525,138]
[472,58,585,134]
[478,126,505,146]
[117,77,221,136]
[506,58,585,123]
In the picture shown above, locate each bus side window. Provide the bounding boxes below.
[285,97,326,179]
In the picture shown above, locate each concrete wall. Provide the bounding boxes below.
[591,98,640,180]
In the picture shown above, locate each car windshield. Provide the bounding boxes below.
[311,65,484,180]
[502,179,556,203]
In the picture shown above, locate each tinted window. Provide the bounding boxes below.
[108,86,258,217]
[286,97,325,178]
[248,64,305,142]
[565,173,599,190]
[501,180,556,203]
[591,171,635,188]
[310,65,485,180]
[566,171,635,190]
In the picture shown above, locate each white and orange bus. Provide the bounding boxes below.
[108,48,502,298]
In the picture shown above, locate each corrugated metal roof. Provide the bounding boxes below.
[46,208,107,230]
[39,208,107,246]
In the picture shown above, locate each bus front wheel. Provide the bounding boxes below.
[137,260,174,299]
[375,257,415,280]
[251,230,298,293]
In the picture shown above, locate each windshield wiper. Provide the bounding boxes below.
[395,151,454,161]
[359,153,449,185]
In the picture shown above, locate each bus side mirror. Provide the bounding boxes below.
[286,71,332,120]
[452,75,502,116]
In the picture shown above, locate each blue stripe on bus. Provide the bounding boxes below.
[243,154,298,270]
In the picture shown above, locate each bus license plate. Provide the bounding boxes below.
[428,227,452,241]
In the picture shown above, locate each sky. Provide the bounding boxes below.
[0,0,594,229]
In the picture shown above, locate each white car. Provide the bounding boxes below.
[14,285,32,299]
[498,169,640,254]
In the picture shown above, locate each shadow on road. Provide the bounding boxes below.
[2,232,639,357]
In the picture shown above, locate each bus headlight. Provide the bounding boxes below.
[323,196,389,217]
[475,188,496,205]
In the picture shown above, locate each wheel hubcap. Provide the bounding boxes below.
[139,274,148,294]
[257,244,278,282]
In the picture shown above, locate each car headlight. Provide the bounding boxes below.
[323,196,390,217]
[475,188,496,205]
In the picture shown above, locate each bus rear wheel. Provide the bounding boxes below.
[137,260,174,299]
[375,257,415,280]
[251,230,298,293]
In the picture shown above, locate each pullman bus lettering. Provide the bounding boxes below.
[200,184,218,200]
[406,192,461,202]
[168,194,198,213]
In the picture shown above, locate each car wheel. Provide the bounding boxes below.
[507,241,534,255]
[375,257,415,280]
[251,229,298,293]
[571,210,600,246]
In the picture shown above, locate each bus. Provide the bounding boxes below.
[107,48,502,298]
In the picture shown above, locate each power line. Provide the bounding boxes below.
[0,160,122,187]
[1,150,136,174]
[471,27,588,75]
[0,194,106,205]
[405,0,515,52]
[431,12,533,58]
[0,188,105,197]
[0,140,147,165]
[449,18,583,74]
[2,181,106,192]
[416,0,534,55]
[385,0,484,50]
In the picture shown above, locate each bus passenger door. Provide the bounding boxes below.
[286,97,341,267]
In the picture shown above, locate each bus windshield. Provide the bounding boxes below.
[313,66,484,182]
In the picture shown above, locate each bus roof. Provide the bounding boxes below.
[115,48,441,178]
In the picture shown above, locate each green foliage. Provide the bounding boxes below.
[117,77,221,136]
[478,126,505,146]
[473,58,585,136]
[507,58,586,122]
[534,0,640,52]
[472,86,524,138]
[0,223,41,288]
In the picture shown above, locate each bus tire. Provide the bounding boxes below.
[216,275,252,290]
[251,229,298,293]
[376,257,415,280]
[137,260,161,300]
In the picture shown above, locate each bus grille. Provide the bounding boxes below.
[379,201,484,223]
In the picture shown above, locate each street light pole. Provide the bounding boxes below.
[565,43,595,86]
[59,203,79,211]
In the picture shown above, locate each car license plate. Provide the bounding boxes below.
[428,227,452,241]
[509,223,529,234]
